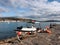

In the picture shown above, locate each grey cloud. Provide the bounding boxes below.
[0,0,12,7]
[0,0,60,20]
[0,7,9,13]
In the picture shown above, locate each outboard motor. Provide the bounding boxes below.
[17,26,23,29]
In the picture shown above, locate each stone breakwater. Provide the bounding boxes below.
[0,24,60,45]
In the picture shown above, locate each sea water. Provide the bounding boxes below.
[0,21,60,40]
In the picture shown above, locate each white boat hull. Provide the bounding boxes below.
[21,28,36,32]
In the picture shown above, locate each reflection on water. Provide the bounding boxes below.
[0,22,60,40]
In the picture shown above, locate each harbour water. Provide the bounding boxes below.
[0,21,60,40]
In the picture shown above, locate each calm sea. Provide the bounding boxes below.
[0,22,60,40]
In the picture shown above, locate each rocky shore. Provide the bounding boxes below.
[0,24,60,45]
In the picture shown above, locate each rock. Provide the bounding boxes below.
[0,24,60,45]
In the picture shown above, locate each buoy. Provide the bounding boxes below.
[27,32,31,35]
[17,31,22,36]
[46,30,52,34]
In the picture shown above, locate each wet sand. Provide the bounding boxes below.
[0,24,60,45]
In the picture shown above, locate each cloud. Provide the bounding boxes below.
[0,0,60,20]
[0,14,2,17]
[0,7,9,13]
[14,0,60,20]
[0,0,12,7]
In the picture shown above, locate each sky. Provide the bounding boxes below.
[0,0,60,21]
